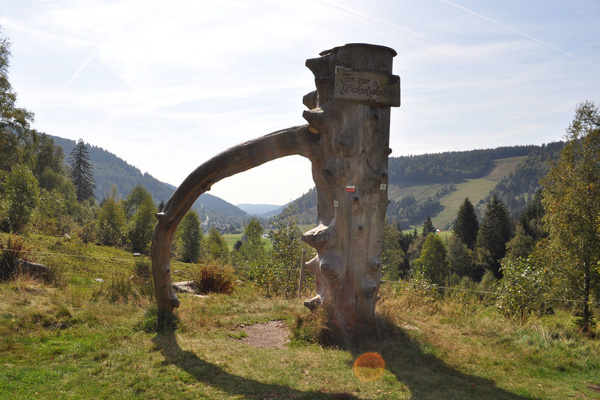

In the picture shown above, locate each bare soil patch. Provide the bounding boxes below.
[236,320,290,349]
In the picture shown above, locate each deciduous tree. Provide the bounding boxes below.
[414,233,450,285]
[176,210,203,263]
[1,165,39,233]
[96,186,125,246]
[206,227,229,263]
[0,30,34,178]
[446,234,478,280]
[232,216,267,276]
[268,204,309,297]
[125,186,156,253]
[540,100,600,333]
[382,221,407,280]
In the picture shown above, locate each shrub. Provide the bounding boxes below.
[191,263,235,295]
[497,258,549,322]
[0,236,32,281]
[392,270,440,312]
[291,307,330,345]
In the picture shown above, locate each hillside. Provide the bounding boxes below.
[50,135,563,231]
[50,136,248,227]
[283,143,564,230]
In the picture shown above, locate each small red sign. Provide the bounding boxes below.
[346,185,356,192]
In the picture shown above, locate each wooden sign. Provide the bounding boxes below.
[334,66,400,107]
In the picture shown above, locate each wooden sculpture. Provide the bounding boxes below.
[151,43,400,339]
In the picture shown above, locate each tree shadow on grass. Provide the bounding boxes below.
[344,318,541,400]
[152,331,358,400]
[152,321,541,400]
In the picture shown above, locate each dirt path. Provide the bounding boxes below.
[236,321,290,349]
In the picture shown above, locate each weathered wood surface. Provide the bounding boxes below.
[151,43,399,339]
[301,43,399,340]
[151,126,317,316]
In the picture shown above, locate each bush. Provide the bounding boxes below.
[291,307,330,345]
[191,263,235,295]
[0,236,32,281]
[392,270,440,311]
[497,258,549,322]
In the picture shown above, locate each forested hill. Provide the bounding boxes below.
[388,145,539,185]
[51,134,564,230]
[283,142,565,229]
[51,136,247,226]
[481,141,564,217]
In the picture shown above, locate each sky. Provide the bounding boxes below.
[1,0,599,206]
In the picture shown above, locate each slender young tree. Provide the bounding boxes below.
[176,210,203,263]
[69,139,95,202]
[96,186,125,246]
[2,165,39,233]
[446,234,477,280]
[382,221,407,280]
[414,233,450,285]
[453,197,479,249]
[206,227,229,263]
[540,100,600,333]
[125,186,156,254]
[268,204,308,296]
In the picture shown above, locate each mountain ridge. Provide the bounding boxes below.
[51,135,563,231]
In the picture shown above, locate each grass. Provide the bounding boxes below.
[222,233,243,250]
[434,178,497,229]
[222,233,273,251]
[391,156,527,230]
[1,232,600,399]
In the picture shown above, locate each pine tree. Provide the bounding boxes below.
[476,195,512,278]
[422,216,436,236]
[69,139,95,202]
[452,197,479,249]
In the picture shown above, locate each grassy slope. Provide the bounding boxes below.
[2,232,600,399]
[390,156,527,230]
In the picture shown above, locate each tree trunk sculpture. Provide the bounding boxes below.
[151,43,400,337]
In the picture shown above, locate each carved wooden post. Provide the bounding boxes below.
[150,44,399,338]
[301,44,400,339]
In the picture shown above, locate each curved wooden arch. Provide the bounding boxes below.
[150,125,317,320]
